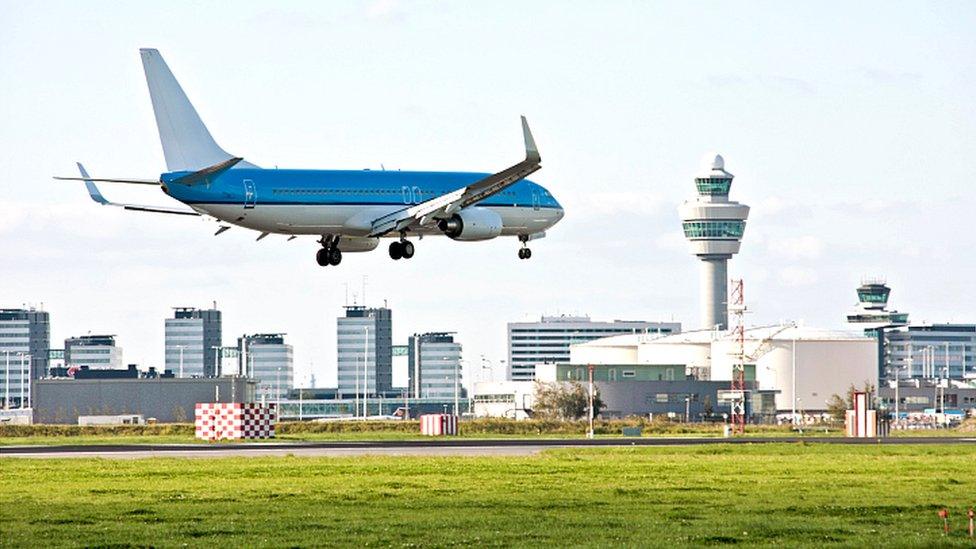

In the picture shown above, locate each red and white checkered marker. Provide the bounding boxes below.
[195,402,276,441]
[420,414,458,436]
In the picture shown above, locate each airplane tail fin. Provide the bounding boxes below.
[140,48,258,172]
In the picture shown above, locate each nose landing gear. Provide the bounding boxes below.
[316,235,342,267]
[517,234,532,260]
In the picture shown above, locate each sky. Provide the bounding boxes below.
[1,1,974,389]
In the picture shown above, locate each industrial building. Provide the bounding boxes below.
[337,306,393,396]
[32,376,255,424]
[570,326,877,414]
[237,333,294,402]
[407,332,463,399]
[679,154,750,330]
[472,364,770,420]
[64,334,123,370]
[164,306,222,377]
[507,315,680,381]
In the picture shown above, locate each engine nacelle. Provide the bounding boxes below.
[437,207,503,241]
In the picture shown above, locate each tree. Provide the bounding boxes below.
[826,382,876,422]
[532,381,604,420]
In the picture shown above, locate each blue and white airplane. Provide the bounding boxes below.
[57,49,564,266]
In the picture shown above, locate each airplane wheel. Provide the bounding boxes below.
[401,241,414,259]
[316,248,330,266]
[389,241,403,260]
[329,248,343,266]
[524,248,532,259]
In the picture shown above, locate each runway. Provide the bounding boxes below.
[2,436,973,459]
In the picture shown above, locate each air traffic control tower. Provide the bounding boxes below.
[679,154,750,330]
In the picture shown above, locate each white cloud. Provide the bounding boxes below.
[766,235,824,260]
[778,266,818,287]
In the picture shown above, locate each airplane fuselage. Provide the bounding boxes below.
[161,168,564,239]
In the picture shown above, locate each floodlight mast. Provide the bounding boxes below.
[729,279,747,435]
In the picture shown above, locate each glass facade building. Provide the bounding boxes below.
[238,333,293,402]
[0,308,50,407]
[64,335,123,370]
[337,306,392,397]
[883,324,975,381]
[407,332,463,399]
[507,315,681,381]
[164,307,222,378]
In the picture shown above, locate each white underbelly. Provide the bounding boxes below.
[195,203,561,237]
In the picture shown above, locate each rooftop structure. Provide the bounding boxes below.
[678,154,750,330]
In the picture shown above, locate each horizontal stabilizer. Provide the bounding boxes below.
[53,176,160,185]
[69,162,200,217]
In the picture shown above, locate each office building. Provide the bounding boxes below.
[678,153,750,330]
[0,308,50,407]
[337,306,392,396]
[164,306,222,378]
[883,324,975,381]
[507,315,680,381]
[238,333,294,401]
[407,332,463,399]
[64,335,123,370]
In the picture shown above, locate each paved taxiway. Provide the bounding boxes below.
[2,437,973,459]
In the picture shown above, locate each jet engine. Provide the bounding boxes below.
[437,207,503,241]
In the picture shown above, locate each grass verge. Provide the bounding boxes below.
[1,444,974,547]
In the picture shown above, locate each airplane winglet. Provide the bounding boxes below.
[521,116,540,163]
[77,162,110,205]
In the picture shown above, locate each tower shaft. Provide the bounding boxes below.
[700,256,730,330]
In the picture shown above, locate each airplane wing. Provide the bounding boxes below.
[72,162,200,216]
[367,116,541,238]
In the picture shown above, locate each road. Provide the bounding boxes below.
[2,436,973,459]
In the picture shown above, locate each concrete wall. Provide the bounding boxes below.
[32,378,255,424]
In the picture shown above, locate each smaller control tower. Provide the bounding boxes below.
[846,278,909,329]
[679,153,750,330]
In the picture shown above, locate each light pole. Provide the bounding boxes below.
[587,364,595,439]
[684,396,691,423]
[17,352,26,409]
[791,336,797,427]
[210,345,222,378]
[22,355,31,409]
[276,367,281,410]
[363,326,369,419]
[175,345,187,378]
[3,351,9,410]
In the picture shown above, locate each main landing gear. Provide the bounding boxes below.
[316,235,342,267]
[517,234,532,260]
[389,237,415,261]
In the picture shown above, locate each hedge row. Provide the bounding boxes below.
[1,418,810,438]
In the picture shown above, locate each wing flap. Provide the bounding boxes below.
[368,116,542,237]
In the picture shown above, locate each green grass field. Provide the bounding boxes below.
[2,444,974,547]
